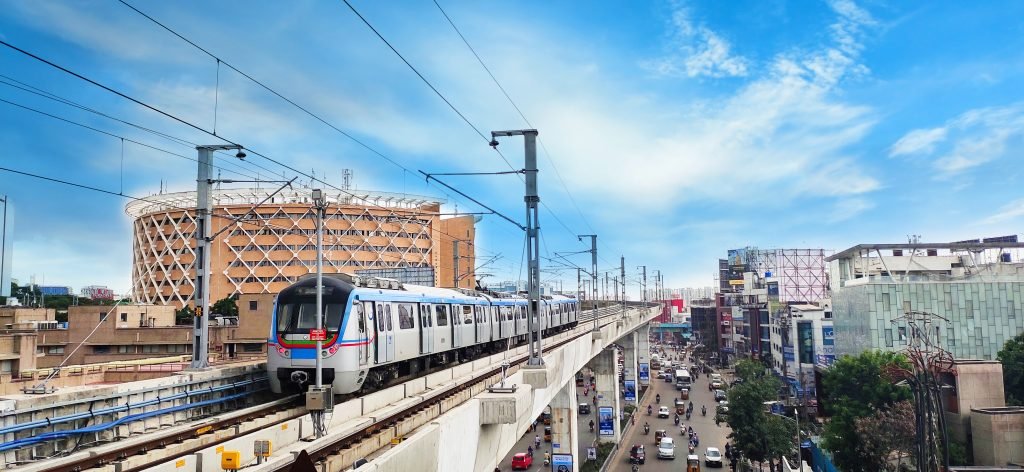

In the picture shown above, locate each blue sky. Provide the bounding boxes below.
[1,1,1024,296]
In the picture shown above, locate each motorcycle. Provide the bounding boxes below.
[685,411,691,420]
[643,424,650,435]
[647,405,653,416]
[656,394,661,404]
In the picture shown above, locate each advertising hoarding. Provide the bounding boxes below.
[598,406,614,437]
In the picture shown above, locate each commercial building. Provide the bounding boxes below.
[829,241,1024,360]
[766,303,834,399]
[127,187,475,308]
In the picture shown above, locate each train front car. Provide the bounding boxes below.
[268,276,364,394]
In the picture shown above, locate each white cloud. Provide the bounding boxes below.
[890,102,1024,176]
[642,2,749,78]
[889,127,948,157]
[827,197,874,223]
[980,198,1024,225]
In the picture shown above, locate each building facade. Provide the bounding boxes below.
[127,187,475,308]
[767,303,833,398]
[830,242,1024,360]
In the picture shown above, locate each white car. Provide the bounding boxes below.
[658,406,670,418]
[657,437,675,459]
[705,447,723,467]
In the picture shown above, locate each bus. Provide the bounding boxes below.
[674,369,692,390]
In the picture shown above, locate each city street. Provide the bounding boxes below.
[607,352,733,472]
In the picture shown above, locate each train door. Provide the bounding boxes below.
[451,304,462,348]
[373,302,394,363]
[419,304,433,354]
[475,306,487,343]
[355,303,368,366]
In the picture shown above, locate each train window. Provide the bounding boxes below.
[462,305,473,324]
[325,304,344,332]
[385,305,393,331]
[435,305,449,326]
[355,304,365,333]
[398,304,415,329]
[376,306,385,332]
[420,305,432,327]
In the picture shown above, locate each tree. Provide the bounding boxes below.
[822,351,912,472]
[726,360,795,468]
[854,400,916,471]
[997,332,1024,406]
[175,306,195,325]
[211,296,238,317]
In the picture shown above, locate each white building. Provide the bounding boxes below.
[768,303,834,397]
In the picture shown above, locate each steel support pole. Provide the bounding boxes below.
[0,195,7,299]
[315,196,324,389]
[453,239,460,288]
[578,235,598,332]
[190,147,214,369]
[523,131,543,365]
[620,256,626,317]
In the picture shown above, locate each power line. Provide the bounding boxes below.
[432,0,598,237]
[0,40,501,261]
[0,97,258,180]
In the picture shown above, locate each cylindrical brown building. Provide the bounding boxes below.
[127,188,475,308]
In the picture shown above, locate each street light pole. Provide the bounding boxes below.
[578,235,598,332]
[637,265,647,305]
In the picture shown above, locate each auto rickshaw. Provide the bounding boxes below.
[680,387,690,400]
[543,426,552,442]
[675,398,686,415]
[686,454,701,472]
[654,429,666,445]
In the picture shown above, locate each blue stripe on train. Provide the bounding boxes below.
[291,348,316,359]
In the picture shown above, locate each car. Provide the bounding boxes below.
[657,437,676,459]
[578,403,591,415]
[710,380,724,389]
[630,444,646,464]
[658,406,670,418]
[511,453,533,470]
[714,389,727,402]
[705,447,723,467]
[716,401,729,414]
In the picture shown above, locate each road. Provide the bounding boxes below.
[607,351,733,472]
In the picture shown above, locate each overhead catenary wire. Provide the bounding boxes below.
[0,39,502,261]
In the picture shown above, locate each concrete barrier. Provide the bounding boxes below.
[331,397,363,424]
[361,386,406,415]
[425,369,453,389]
[403,377,427,396]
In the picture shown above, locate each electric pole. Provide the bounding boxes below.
[620,255,626,318]
[453,239,460,288]
[191,144,244,370]
[491,129,543,366]
[578,234,598,332]
[637,265,647,305]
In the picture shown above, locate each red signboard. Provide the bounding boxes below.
[309,329,327,341]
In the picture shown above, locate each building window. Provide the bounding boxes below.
[142,345,160,354]
[884,329,893,348]
[47,346,65,355]
[242,343,263,353]
[0,360,12,373]
[93,345,110,354]
[99,312,106,322]
[117,345,132,354]
[120,313,128,322]
[1010,301,1017,319]
[249,300,258,311]
[966,299,974,318]
[881,292,891,312]
[975,328,983,346]
[898,327,908,344]
[948,328,955,347]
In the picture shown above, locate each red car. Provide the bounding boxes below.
[511,453,533,470]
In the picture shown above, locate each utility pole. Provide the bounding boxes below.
[0,195,7,300]
[191,144,244,370]
[604,273,609,302]
[491,129,543,366]
[452,239,460,288]
[637,265,647,305]
[620,256,626,318]
[578,235,598,332]
[310,189,328,438]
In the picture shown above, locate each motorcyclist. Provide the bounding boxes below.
[702,405,707,416]
[647,405,653,416]
[643,422,650,434]
[656,394,661,404]
[589,419,595,432]
[527,445,534,457]
[543,451,551,466]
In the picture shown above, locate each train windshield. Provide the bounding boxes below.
[276,302,346,334]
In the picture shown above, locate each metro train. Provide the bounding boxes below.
[267,273,580,394]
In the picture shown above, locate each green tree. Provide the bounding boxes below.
[997,332,1024,406]
[854,400,916,471]
[175,306,195,325]
[726,360,796,468]
[822,351,911,472]
[211,296,238,317]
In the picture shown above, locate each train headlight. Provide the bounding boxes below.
[277,346,290,358]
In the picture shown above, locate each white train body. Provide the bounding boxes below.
[268,274,579,394]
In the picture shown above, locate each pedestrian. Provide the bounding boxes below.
[532,420,537,432]
[534,435,541,449]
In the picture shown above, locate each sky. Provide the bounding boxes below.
[1,0,1024,297]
